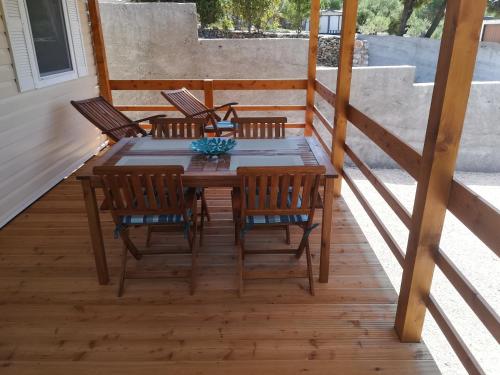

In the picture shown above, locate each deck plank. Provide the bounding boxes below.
[0,176,439,374]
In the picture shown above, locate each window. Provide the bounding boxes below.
[2,0,88,91]
[26,0,73,77]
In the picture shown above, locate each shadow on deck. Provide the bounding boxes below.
[0,176,439,374]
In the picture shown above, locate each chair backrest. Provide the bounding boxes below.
[71,96,146,142]
[150,117,205,139]
[237,166,325,221]
[232,117,287,139]
[161,89,208,119]
[93,166,187,221]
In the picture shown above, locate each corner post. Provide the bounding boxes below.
[304,0,321,137]
[395,0,487,342]
[331,0,358,196]
[88,0,112,103]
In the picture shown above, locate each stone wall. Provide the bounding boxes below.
[100,3,500,172]
[199,29,368,67]
[361,35,500,83]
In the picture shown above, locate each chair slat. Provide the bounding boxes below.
[232,117,287,139]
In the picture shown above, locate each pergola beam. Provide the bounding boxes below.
[331,0,358,196]
[88,0,112,103]
[395,0,488,342]
[304,0,321,136]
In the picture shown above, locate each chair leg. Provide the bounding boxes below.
[305,239,315,296]
[234,219,240,245]
[122,229,142,260]
[201,191,210,222]
[146,226,153,247]
[199,205,205,247]
[190,229,198,296]
[237,237,244,297]
[117,243,129,297]
[285,225,291,245]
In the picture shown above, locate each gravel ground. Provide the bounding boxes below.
[341,167,500,375]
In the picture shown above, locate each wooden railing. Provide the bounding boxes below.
[109,79,308,129]
[312,72,499,374]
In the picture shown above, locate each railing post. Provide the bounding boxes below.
[331,0,358,196]
[204,79,214,109]
[88,0,112,103]
[395,0,487,342]
[304,0,321,137]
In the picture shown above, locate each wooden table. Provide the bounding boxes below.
[76,136,338,285]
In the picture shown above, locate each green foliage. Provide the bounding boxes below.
[229,0,281,32]
[196,0,223,28]
[488,0,500,16]
[282,0,311,33]
[357,0,402,34]
[320,0,342,10]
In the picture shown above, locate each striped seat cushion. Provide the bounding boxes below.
[120,214,186,225]
[205,120,235,131]
[246,214,309,225]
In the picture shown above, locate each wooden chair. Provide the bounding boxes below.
[93,165,199,296]
[150,117,205,139]
[232,117,287,139]
[71,96,164,142]
[161,88,238,136]
[232,166,325,296]
[147,117,210,243]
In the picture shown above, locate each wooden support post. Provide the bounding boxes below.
[88,0,112,103]
[204,79,214,109]
[331,0,358,196]
[395,0,487,342]
[304,0,321,137]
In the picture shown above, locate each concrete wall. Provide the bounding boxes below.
[361,35,500,83]
[100,3,500,172]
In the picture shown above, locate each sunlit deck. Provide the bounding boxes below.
[0,174,439,374]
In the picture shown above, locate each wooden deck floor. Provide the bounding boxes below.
[0,176,440,374]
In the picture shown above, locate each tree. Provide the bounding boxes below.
[282,0,311,33]
[321,0,342,10]
[423,0,445,38]
[397,0,425,36]
[196,0,223,28]
[230,0,281,32]
[357,0,402,35]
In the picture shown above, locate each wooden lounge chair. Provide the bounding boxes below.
[232,166,325,296]
[94,165,199,296]
[71,96,164,142]
[232,117,287,139]
[161,88,238,136]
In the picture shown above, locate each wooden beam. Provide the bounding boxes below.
[305,0,321,136]
[87,0,112,103]
[395,0,488,342]
[314,80,336,107]
[331,0,358,196]
[427,296,485,375]
[313,106,333,135]
[115,105,307,112]
[448,180,500,257]
[204,79,214,109]
[347,105,421,179]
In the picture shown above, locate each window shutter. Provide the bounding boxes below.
[66,0,87,77]
[1,0,35,91]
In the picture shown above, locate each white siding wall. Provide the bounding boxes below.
[0,0,105,227]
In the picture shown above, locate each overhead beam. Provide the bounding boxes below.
[88,0,112,103]
[395,0,488,342]
[331,0,358,196]
[304,0,321,136]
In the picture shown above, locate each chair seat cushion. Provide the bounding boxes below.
[205,120,235,131]
[246,214,309,225]
[120,214,186,225]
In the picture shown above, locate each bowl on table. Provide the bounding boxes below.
[191,138,237,158]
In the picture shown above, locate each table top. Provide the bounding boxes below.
[76,136,338,186]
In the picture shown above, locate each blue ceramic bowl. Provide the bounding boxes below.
[191,138,237,156]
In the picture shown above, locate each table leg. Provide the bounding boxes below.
[81,179,109,285]
[319,177,334,283]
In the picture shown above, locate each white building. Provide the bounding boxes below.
[304,10,342,35]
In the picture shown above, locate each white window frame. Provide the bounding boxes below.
[18,0,79,88]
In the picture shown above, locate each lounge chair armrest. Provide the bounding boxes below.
[213,102,239,111]
[134,114,166,123]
